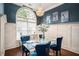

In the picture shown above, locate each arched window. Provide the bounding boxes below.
[16,7,37,40]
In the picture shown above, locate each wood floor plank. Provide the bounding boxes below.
[5,47,79,56]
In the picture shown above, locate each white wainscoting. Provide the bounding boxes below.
[0,15,7,56]
[5,23,19,50]
[4,22,79,54]
[57,24,72,50]
[71,24,79,53]
[45,24,58,41]
[45,23,79,54]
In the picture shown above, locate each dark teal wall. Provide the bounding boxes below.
[4,3,79,24]
[0,3,4,14]
[37,16,44,25]
[4,3,38,24]
[42,3,79,24]
[4,3,20,23]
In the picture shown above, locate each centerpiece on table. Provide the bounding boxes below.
[38,24,49,40]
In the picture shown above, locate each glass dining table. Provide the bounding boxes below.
[22,39,56,56]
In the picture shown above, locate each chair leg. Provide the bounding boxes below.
[56,51,58,56]
[25,51,30,56]
[22,51,24,56]
[25,53,27,56]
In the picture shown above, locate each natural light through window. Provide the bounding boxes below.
[16,7,37,40]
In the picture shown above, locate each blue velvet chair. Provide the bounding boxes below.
[35,41,51,56]
[50,37,63,56]
[20,36,30,56]
[21,36,30,44]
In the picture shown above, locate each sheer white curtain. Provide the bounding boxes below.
[16,7,37,40]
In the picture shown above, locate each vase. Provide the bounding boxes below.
[42,32,45,40]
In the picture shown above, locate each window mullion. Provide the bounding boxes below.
[27,19,29,35]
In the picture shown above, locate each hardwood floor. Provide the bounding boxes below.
[5,47,79,56]
[5,47,22,56]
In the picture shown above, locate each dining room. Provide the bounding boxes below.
[0,3,79,56]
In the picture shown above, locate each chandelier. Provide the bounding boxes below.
[36,5,44,16]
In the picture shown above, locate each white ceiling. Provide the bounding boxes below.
[15,3,63,11]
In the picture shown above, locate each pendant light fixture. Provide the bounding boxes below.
[36,4,44,16]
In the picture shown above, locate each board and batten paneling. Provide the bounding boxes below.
[57,24,72,50]
[0,15,7,56]
[46,23,79,54]
[71,23,79,53]
[4,23,79,54]
[5,23,19,50]
[45,24,58,41]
